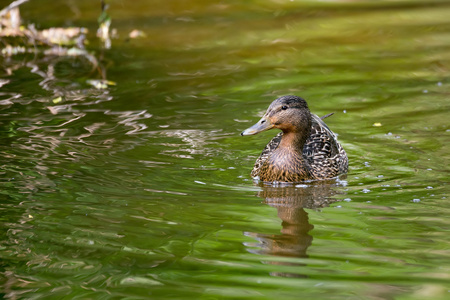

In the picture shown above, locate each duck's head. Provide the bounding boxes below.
[241,95,311,136]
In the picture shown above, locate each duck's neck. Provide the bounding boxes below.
[279,130,309,152]
[264,129,312,182]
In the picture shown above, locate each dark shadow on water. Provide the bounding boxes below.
[245,179,345,278]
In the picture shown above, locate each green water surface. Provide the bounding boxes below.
[0,0,449,299]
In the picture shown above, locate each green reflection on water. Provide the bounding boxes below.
[1,0,449,299]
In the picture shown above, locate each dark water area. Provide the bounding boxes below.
[1,0,449,299]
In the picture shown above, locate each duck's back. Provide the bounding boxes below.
[303,114,348,179]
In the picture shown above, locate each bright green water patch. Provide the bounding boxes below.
[1,0,449,299]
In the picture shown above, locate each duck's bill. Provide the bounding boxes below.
[241,117,273,136]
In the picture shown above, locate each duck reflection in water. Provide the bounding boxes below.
[245,180,343,278]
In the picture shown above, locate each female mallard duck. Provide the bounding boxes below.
[241,95,348,182]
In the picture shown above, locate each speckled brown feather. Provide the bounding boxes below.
[304,114,348,179]
[251,132,282,178]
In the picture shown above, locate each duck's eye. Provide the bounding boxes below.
[281,105,288,110]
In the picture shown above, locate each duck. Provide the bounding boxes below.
[241,95,348,182]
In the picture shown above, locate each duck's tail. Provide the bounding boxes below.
[320,112,334,120]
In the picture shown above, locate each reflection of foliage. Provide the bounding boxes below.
[97,0,112,49]
[0,1,149,203]
[0,1,152,173]
[1,0,88,48]
[0,0,115,89]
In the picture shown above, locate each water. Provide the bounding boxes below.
[1,0,449,299]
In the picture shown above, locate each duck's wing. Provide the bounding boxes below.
[303,114,348,179]
[251,132,282,177]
